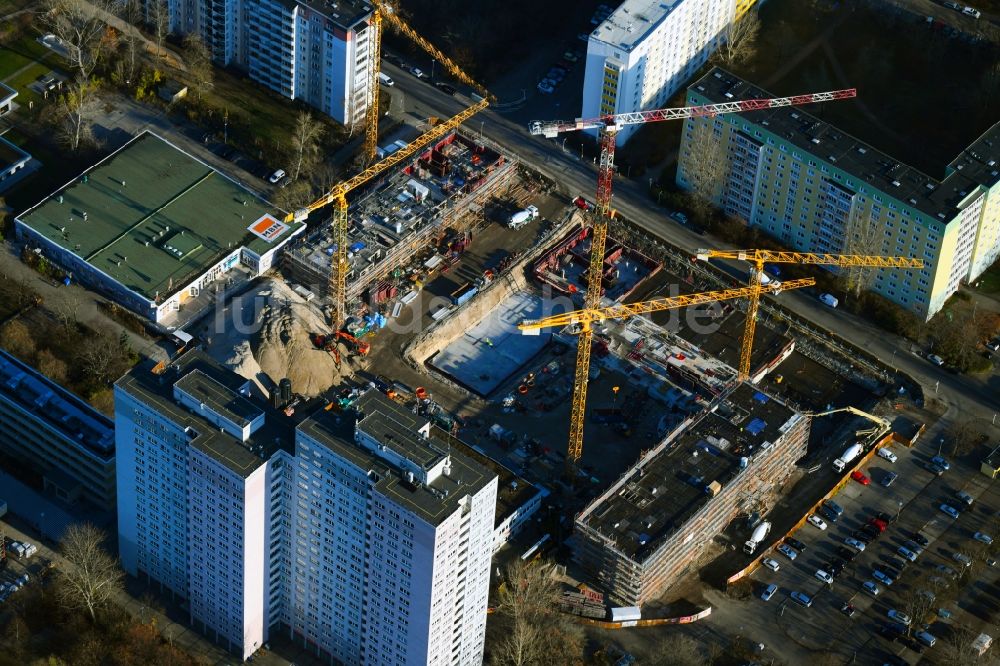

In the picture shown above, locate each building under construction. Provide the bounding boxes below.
[574,381,809,606]
[283,131,518,312]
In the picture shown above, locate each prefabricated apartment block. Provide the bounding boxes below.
[15,132,304,325]
[283,131,518,310]
[678,68,1000,321]
[575,382,809,605]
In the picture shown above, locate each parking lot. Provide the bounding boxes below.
[751,436,999,663]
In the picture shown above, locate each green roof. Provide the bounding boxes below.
[17,132,301,302]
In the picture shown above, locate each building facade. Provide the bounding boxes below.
[581,0,749,145]
[574,384,809,605]
[149,0,375,125]
[116,352,497,663]
[0,350,115,511]
[677,68,1000,320]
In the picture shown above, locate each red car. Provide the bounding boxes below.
[851,470,870,486]
[867,517,888,533]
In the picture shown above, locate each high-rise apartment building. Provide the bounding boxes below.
[581,0,749,145]
[677,68,1000,320]
[149,0,376,125]
[115,351,497,663]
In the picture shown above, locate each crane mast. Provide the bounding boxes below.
[531,89,857,475]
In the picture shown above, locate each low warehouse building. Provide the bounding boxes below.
[15,131,304,326]
[574,383,809,605]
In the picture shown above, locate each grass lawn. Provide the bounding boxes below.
[974,261,1000,295]
[4,61,51,106]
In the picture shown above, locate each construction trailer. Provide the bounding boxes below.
[282,131,518,315]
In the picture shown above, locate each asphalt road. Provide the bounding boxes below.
[381,62,1000,431]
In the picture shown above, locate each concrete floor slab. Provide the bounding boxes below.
[430,290,551,396]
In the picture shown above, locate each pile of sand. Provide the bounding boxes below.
[206,279,346,397]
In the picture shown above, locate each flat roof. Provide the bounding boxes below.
[17,132,302,302]
[590,0,680,52]
[116,351,301,478]
[0,136,29,169]
[0,349,114,460]
[356,400,445,470]
[281,0,373,30]
[0,82,15,102]
[298,391,496,527]
[689,68,1000,224]
[579,383,801,561]
[174,369,263,429]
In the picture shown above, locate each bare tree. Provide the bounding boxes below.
[182,34,213,98]
[272,180,314,213]
[939,622,983,666]
[36,349,70,384]
[649,635,705,666]
[291,111,325,182]
[714,10,762,68]
[78,329,133,384]
[116,0,142,86]
[489,560,583,666]
[948,420,986,457]
[55,78,100,151]
[149,0,169,62]
[678,118,728,221]
[56,523,124,622]
[41,0,120,80]
[843,205,881,298]
[899,586,935,633]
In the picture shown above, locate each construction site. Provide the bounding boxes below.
[171,0,929,624]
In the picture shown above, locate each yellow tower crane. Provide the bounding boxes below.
[284,99,489,326]
[693,249,924,381]
[363,2,495,162]
[517,278,816,471]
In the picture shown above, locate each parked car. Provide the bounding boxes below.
[885,556,907,572]
[955,490,974,506]
[987,339,1000,352]
[784,537,807,552]
[897,546,918,562]
[911,532,930,548]
[808,514,828,530]
[930,455,950,470]
[903,540,924,555]
[851,470,870,486]
[562,51,579,63]
[888,609,912,626]
[411,68,429,79]
[875,511,895,525]
[940,504,960,519]
[877,448,898,463]
[840,603,856,617]
[268,169,286,184]
[790,591,813,607]
[927,462,946,476]
[879,621,907,639]
[815,569,833,585]
[777,544,798,560]
[836,546,858,562]
[863,580,880,596]
[860,525,880,540]
[761,583,778,601]
[952,552,972,567]
[872,569,895,586]
[881,471,899,488]
[935,564,958,579]
[927,353,945,366]
[853,530,874,544]
[434,82,457,95]
[819,293,839,308]
[868,518,888,533]
[914,630,937,647]
[762,558,780,572]
[973,532,993,545]
[962,6,981,18]
[845,537,866,552]
[537,79,556,94]
[827,560,845,576]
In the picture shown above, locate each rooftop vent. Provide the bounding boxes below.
[891,180,901,187]
[857,147,867,154]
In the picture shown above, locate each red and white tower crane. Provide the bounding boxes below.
[527,87,857,474]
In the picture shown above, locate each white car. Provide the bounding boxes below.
[877,448,897,463]
[887,609,912,626]
[807,514,828,531]
[962,6,981,18]
[844,537,866,552]
[762,558,780,572]
[268,169,286,184]
[815,569,833,585]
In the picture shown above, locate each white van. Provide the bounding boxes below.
[378,72,394,87]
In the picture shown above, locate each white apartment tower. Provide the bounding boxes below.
[148,0,376,125]
[115,351,497,664]
[581,0,743,145]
